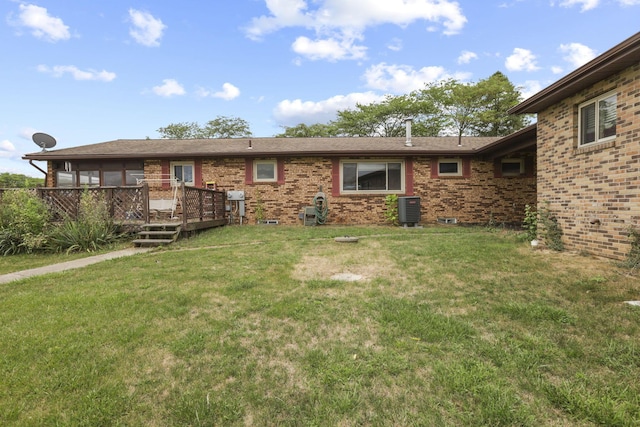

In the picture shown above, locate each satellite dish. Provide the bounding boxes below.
[32,132,57,151]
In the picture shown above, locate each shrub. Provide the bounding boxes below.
[522,204,538,242]
[384,194,399,226]
[538,203,564,251]
[48,190,121,253]
[621,227,640,270]
[0,189,50,254]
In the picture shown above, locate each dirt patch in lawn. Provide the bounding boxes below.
[292,238,403,284]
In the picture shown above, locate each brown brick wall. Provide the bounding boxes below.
[144,156,535,226]
[537,63,640,259]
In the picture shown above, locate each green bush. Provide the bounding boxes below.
[0,189,50,254]
[384,194,399,226]
[522,204,538,242]
[538,203,564,251]
[622,227,640,270]
[47,190,121,253]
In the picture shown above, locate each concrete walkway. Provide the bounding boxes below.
[0,247,153,284]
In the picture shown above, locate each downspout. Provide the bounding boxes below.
[29,160,48,185]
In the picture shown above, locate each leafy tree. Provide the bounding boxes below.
[0,173,44,188]
[415,73,528,141]
[415,79,482,142]
[472,72,530,136]
[156,122,200,139]
[275,123,338,138]
[157,116,252,139]
[333,94,441,137]
[200,116,252,138]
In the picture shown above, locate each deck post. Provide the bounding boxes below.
[182,182,188,230]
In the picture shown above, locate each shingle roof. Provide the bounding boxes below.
[24,135,505,161]
[509,31,640,114]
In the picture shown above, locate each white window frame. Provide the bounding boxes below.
[501,158,524,176]
[437,159,462,177]
[340,160,404,194]
[253,160,278,182]
[578,90,617,147]
[170,161,195,186]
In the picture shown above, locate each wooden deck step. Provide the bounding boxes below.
[133,223,182,247]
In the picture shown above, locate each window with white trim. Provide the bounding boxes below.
[254,160,277,182]
[171,161,195,186]
[56,171,76,187]
[437,159,462,177]
[501,158,524,176]
[341,160,403,193]
[579,91,616,146]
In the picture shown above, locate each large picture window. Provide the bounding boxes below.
[579,91,616,146]
[341,161,403,193]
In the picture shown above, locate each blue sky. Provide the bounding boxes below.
[1,0,638,177]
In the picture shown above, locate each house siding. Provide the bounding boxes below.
[536,63,640,259]
[146,155,536,226]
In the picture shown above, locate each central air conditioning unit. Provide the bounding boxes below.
[398,196,421,227]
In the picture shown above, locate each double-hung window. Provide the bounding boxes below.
[579,91,617,146]
[254,160,277,182]
[341,161,403,193]
[171,161,194,186]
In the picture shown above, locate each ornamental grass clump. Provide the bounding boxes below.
[48,190,122,253]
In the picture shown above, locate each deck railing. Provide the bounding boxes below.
[0,184,226,226]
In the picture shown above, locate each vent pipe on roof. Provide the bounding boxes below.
[404,118,413,147]
[248,139,253,149]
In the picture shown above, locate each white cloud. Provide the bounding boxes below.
[457,50,478,64]
[273,92,385,126]
[37,65,116,82]
[505,48,539,72]
[559,42,597,68]
[519,80,544,100]
[558,0,600,11]
[292,34,367,61]
[551,66,564,74]
[16,4,70,42]
[363,62,471,93]
[245,0,467,61]
[0,140,18,159]
[387,38,403,52]
[196,83,241,100]
[152,79,185,97]
[128,9,166,47]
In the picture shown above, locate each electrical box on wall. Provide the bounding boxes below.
[226,190,245,201]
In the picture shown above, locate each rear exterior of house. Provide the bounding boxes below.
[27,131,536,227]
[510,31,640,260]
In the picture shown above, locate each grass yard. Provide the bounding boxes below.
[1,225,639,426]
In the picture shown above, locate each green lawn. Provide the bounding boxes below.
[1,225,639,426]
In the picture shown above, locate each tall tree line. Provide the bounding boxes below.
[156,72,530,139]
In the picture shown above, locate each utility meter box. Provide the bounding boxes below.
[226,190,245,201]
[398,196,421,226]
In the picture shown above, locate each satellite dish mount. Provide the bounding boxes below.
[32,132,57,152]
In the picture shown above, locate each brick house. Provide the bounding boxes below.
[24,124,536,226]
[510,31,640,260]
